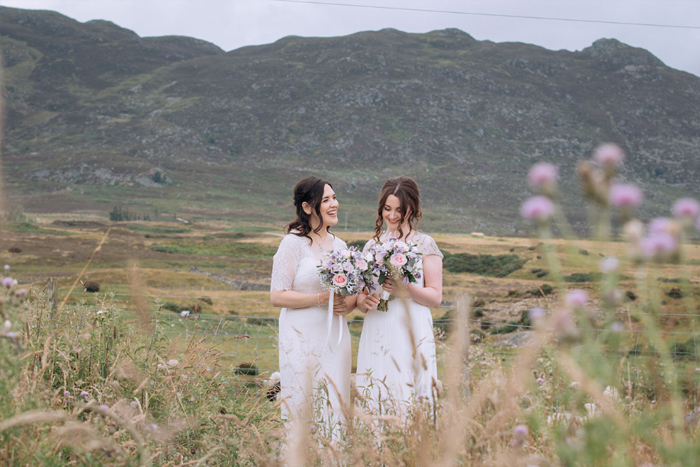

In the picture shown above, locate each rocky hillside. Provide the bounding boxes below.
[2,6,699,233]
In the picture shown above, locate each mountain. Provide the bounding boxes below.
[2,6,699,233]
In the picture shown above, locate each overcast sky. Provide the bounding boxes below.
[3,0,699,77]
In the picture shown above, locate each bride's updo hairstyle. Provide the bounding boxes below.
[373,176,422,242]
[286,176,333,242]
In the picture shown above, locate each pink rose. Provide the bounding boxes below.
[390,253,407,267]
[343,261,354,272]
[356,258,368,271]
[332,274,348,288]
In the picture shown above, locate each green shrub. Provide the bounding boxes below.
[234,362,259,376]
[530,284,554,296]
[564,272,600,282]
[162,301,182,312]
[443,253,526,277]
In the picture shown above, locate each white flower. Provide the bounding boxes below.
[3,320,11,332]
[168,359,179,367]
[180,310,190,317]
[96,310,104,316]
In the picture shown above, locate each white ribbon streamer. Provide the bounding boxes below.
[337,315,344,347]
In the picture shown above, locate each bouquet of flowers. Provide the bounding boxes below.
[317,247,368,348]
[368,238,423,311]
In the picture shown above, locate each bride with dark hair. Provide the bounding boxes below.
[270,177,355,433]
[355,176,443,418]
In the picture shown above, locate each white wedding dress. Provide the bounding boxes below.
[271,233,351,434]
[355,232,443,418]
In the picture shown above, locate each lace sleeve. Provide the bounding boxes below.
[270,235,302,292]
[416,233,443,258]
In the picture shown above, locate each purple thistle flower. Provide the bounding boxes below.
[536,377,544,384]
[593,143,625,167]
[672,198,700,220]
[3,265,9,272]
[648,217,672,235]
[565,290,588,308]
[6,332,17,339]
[16,289,27,297]
[520,196,555,221]
[641,232,677,260]
[80,390,89,398]
[529,308,546,322]
[99,404,110,411]
[64,391,70,396]
[552,309,578,340]
[611,321,624,333]
[598,257,619,273]
[2,277,13,288]
[130,401,138,407]
[609,184,642,209]
[528,163,558,190]
[511,424,529,447]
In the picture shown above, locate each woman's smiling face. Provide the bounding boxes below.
[318,184,339,227]
[382,194,407,232]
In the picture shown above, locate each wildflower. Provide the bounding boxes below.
[536,377,544,384]
[648,217,673,235]
[520,196,555,221]
[552,309,579,341]
[609,184,643,209]
[168,359,179,367]
[64,391,70,396]
[130,401,138,407]
[511,424,528,447]
[3,320,10,332]
[308,425,317,434]
[672,198,700,219]
[2,277,12,288]
[565,290,588,308]
[604,289,623,305]
[180,310,190,317]
[577,160,607,204]
[611,321,624,333]
[149,424,158,430]
[16,289,27,298]
[3,265,9,272]
[96,310,104,316]
[80,390,89,399]
[6,332,17,339]
[623,220,645,262]
[528,162,558,195]
[528,307,546,324]
[99,404,110,411]
[641,232,678,261]
[593,143,625,168]
[598,257,619,273]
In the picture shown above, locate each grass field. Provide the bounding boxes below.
[2,214,700,465]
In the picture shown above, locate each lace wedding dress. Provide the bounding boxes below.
[355,232,443,417]
[271,233,351,432]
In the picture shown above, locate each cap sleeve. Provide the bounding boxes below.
[270,235,304,292]
[415,233,443,259]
